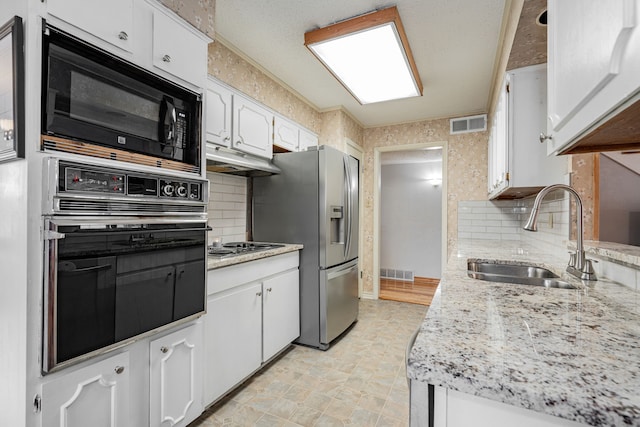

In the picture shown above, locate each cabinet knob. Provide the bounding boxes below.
[236,140,241,144]
[114,366,125,374]
[266,287,273,292]
[160,346,169,354]
[539,133,552,143]
[162,54,171,63]
[256,291,262,296]
[223,136,230,142]
[118,31,128,41]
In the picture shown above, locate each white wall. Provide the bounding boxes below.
[381,162,442,279]
[206,172,248,244]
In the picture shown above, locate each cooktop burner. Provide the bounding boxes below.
[207,242,285,258]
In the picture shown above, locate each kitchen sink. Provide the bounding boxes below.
[467,260,577,289]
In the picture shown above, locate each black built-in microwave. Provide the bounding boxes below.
[42,25,202,172]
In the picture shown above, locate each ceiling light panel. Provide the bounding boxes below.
[305,6,423,105]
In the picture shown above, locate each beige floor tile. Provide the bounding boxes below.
[191,300,427,427]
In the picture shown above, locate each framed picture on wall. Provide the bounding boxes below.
[0,15,24,164]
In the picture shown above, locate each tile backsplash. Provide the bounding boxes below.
[458,190,570,250]
[207,172,248,245]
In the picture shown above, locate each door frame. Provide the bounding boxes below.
[372,141,448,300]
[345,138,364,298]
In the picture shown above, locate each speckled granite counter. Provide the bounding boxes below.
[207,243,303,270]
[407,239,640,426]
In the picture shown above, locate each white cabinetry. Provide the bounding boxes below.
[204,251,300,406]
[40,352,130,427]
[411,384,586,427]
[150,8,208,86]
[205,79,273,159]
[232,95,274,159]
[298,128,319,151]
[488,64,565,199]
[206,78,234,149]
[547,0,640,154]
[150,322,203,427]
[273,116,319,152]
[206,78,318,157]
[262,269,300,361]
[46,0,134,53]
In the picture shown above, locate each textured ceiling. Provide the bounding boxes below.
[214,0,507,128]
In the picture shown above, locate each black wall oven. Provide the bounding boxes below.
[42,159,209,373]
[41,24,202,174]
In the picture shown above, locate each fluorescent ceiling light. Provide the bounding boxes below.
[304,6,423,105]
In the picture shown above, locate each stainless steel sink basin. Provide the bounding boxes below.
[467,260,576,289]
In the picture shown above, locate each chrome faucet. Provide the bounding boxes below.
[523,184,597,281]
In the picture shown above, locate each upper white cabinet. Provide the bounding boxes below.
[232,95,274,159]
[45,0,210,90]
[46,0,134,53]
[489,64,566,199]
[151,8,208,87]
[150,322,203,427]
[547,0,640,154]
[40,352,130,427]
[206,77,318,157]
[298,128,319,151]
[206,78,234,149]
[273,115,319,152]
[274,115,300,151]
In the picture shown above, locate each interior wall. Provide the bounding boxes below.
[599,155,640,245]
[381,162,442,278]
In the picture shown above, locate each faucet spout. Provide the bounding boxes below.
[523,184,595,280]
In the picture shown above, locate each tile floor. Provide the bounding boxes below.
[190,299,428,427]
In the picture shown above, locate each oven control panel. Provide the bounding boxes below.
[58,162,205,202]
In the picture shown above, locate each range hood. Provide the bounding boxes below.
[205,145,281,176]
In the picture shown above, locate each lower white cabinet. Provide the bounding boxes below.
[204,251,300,406]
[40,352,130,427]
[150,322,203,427]
[205,283,263,403]
[262,269,300,361]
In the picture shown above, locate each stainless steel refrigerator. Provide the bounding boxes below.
[253,145,359,349]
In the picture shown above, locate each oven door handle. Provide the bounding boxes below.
[60,226,211,237]
[58,264,113,274]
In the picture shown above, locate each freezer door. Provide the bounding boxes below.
[320,259,359,345]
[319,147,359,267]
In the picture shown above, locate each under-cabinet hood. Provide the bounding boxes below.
[205,145,281,176]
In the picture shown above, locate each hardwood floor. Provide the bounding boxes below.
[379,276,439,306]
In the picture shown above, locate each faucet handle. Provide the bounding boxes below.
[567,252,577,268]
[580,259,597,281]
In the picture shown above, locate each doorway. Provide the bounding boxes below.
[373,143,447,305]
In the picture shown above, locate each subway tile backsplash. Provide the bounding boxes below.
[207,172,248,245]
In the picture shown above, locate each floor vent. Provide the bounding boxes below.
[450,114,487,134]
[380,268,414,281]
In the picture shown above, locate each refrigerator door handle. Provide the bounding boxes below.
[343,156,352,260]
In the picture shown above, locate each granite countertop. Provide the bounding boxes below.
[407,239,640,426]
[207,243,303,270]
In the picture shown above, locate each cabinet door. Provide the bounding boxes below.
[298,128,319,152]
[262,270,300,362]
[204,283,263,405]
[151,8,208,87]
[273,116,299,151]
[150,322,203,427]
[488,77,508,198]
[206,80,234,148]
[547,0,640,153]
[232,97,274,159]
[41,352,130,427]
[46,0,133,53]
